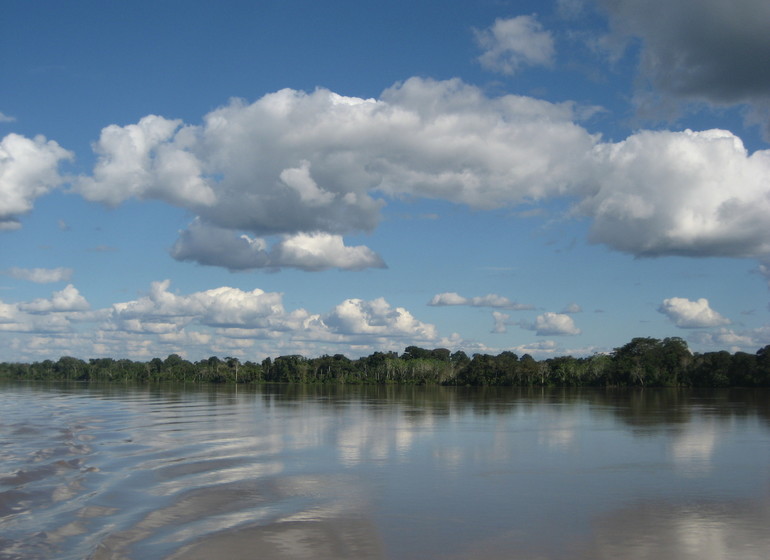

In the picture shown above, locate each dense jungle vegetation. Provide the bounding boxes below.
[2,337,770,388]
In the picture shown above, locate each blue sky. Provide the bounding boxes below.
[2,0,770,362]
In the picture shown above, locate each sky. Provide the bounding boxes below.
[2,0,770,363]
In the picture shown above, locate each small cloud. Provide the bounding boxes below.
[0,112,16,123]
[19,284,90,313]
[522,312,581,336]
[658,297,731,328]
[6,267,73,283]
[475,15,556,75]
[562,302,582,314]
[492,311,511,333]
[429,292,534,310]
[512,339,560,357]
[57,219,71,231]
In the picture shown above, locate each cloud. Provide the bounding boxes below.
[72,78,770,268]
[562,302,582,313]
[0,285,94,335]
[523,312,582,336]
[512,339,560,357]
[579,129,770,258]
[0,112,16,123]
[323,298,437,339]
[77,115,216,208]
[0,278,445,360]
[759,261,770,290]
[271,232,386,271]
[492,311,511,333]
[690,326,770,352]
[475,15,556,75]
[429,292,534,310]
[102,280,438,351]
[108,280,285,331]
[658,297,731,328]
[0,133,72,230]
[6,267,73,283]
[19,284,90,314]
[596,0,770,130]
[74,78,596,271]
[170,219,385,271]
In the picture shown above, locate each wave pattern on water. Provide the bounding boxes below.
[0,385,383,560]
[1,383,770,560]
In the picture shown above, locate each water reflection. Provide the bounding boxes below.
[0,382,768,559]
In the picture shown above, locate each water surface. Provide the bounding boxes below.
[1,382,769,559]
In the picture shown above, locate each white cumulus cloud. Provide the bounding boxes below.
[77,115,216,208]
[66,77,770,271]
[19,284,90,314]
[659,297,731,328]
[0,133,72,230]
[74,78,596,270]
[580,128,770,258]
[324,298,437,340]
[524,312,582,336]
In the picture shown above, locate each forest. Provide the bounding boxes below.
[1,337,769,388]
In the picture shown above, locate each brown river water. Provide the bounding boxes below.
[1,382,769,559]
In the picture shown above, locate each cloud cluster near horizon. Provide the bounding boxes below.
[0,280,457,361]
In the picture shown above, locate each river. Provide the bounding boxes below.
[1,382,769,559]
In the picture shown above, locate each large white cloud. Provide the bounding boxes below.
[658,297,731,328]
[77,115,216,208]
[70,77,770,267]
[580,128,770,258]
[0,133,72,230]
[74,78,596,269]
[475,15,556,75]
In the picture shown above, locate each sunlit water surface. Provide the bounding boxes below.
[1,382,769,560]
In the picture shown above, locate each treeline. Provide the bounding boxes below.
[1,337,770,388]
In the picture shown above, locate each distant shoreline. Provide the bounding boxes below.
[2,337,769,388]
